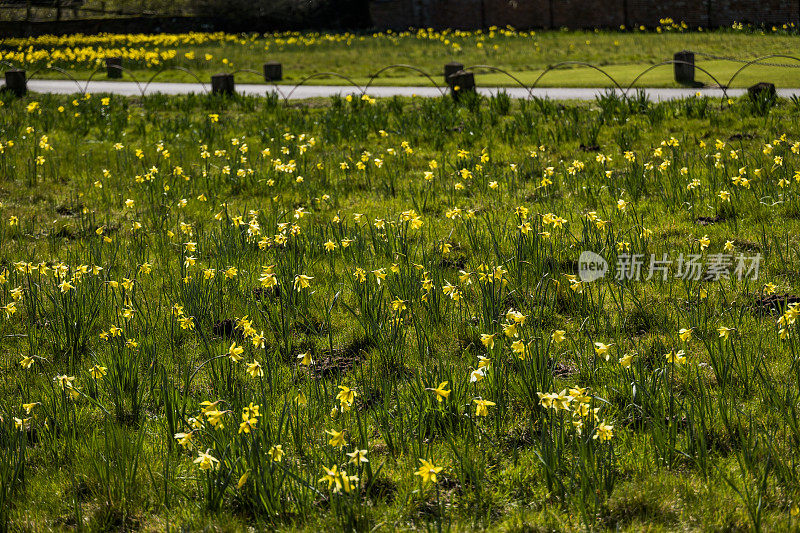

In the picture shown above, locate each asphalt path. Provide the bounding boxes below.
[5,79,800,100]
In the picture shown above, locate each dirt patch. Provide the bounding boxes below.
[439,253,467,270]
[253,285,280,300]
[364,476,397,503]
[212,318,239,339]
[733,238,760,252]
[294,317,327,336]
[553,360,577,378]
[310,337,372,378]
[696,215,722,226]
[56,203,83,217]
[357,389,383,411]
[752,293,800,315]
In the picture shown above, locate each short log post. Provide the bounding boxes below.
[444,61,464,87]
[3,69,26,96]
[449,71,475,100]
[211,73,235,95]
[748,82,776,101]
[674,50,695,85]
[263,61,282,81]
[105,57,123,79]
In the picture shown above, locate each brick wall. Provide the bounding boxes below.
[428,0,482,29]
[709,0,799,27]
[369,0,800,29]
[627,0,708,28]
[483,0,549,28]
[369,0,416,30]
[552,0,624,29]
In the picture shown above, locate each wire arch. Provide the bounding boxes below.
[26,65,85,93]
[362,64,445,96]
[725,54,800,89]
[530,61,625,94]
[461,64,533,98]
[143,66,209,96]
[624,60,729,99]
[8,57,800,104]
[282,72,364,102]
[81,64,144,96]
[230,68,287,100]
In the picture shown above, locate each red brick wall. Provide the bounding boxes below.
[709,0,799,27]
[483,0,549,28]
[626,0,708,28]
[369,0,800,29]
[429,0,482,29]
[369,0,418,30]
[552,0,624,28]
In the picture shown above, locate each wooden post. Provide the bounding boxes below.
[105,57,122,79]
[4,70,27,97]
[444,61,464,86]
[449,71,475,100]
[211,73,235,95]
[674,50,695,85]
[263,61,282,81]
[747,82,776,101]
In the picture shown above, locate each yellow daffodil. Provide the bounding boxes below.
[415,458,443,484]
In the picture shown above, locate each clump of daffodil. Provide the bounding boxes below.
[427,381,451,403]
[319,464,359,493]
[473,398,496,416]
[238,403,261,434]
[415,458,443,484]
[335,385,357,412]
[194,449,220,471]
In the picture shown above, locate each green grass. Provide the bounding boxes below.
[2,87,800,531]
[6,28,800,87]
[28,60,800,89]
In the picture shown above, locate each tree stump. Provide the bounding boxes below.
[444,62,464,87]
[674,50,695,85]
[449,71,475,100]
[748,82,776,101]
[211,73,235,95]
[4,69,26,97]
[263,61,282,81]
[105,57,123,79]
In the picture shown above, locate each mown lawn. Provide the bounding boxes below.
[1,88,800,531]
[4,27,800,88]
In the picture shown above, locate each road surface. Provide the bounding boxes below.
[3,79,800,101]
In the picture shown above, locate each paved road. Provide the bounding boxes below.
[6,79,800,100]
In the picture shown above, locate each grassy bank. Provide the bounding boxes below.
[1,87,800,530]
[3,27,800,87]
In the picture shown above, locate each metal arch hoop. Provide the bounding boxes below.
[282,72,364,103]
[461,64,534,98]
[82,64,144,96]
[362,64,446,96]
[531,61,625,94]
[26,65,85,93]
[230,68,287,100]
[13,58,800,103]
[625,60,729,100]
[143,66,209,96]
[725,54,800,89]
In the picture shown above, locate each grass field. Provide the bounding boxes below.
[5,27,800,88]
[5,82,800,531]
